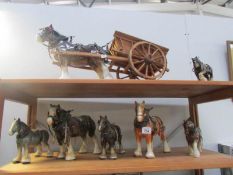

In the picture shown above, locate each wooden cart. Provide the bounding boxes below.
[52,31,169,80]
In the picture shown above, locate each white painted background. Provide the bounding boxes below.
[0,3,233,175]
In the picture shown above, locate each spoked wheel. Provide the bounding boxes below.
[116,66,139,79]
[129,41,167,80]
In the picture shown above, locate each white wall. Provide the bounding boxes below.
[0,3,233,175]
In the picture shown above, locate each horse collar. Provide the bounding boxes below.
[135,115,150,128]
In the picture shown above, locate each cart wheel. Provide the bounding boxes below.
[129,41,167,80]
[116,66,139,79]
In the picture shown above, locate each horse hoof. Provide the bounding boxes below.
[12,160,20,164]
[22,160,31,164]
[22,162,31,164]
[65,155,76,161]
[110,155,117,160]
[119,150,126,154]
[57,153,65,159]
[134,151,142,157]
[145,152,155,159]
[78,150,88,154]
[99,155,107,160]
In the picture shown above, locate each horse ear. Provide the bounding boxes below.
[142,101,145,105]
[49,24,53,29]
[17,118,21,122]
[135,101,137,105]
[100,115,103,119]
[104,115,107,119]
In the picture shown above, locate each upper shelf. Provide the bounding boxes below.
[0,79,233,104]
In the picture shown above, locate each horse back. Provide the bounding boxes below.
[69,115,96,138]
[150,116,165,133]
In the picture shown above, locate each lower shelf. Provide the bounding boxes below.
[0,147,233,175]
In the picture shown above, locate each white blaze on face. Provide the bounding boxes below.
[47,117,53,126]
[137,107,144,122]
[8,119,17,136]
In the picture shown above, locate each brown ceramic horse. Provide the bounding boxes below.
[134,101,171,158]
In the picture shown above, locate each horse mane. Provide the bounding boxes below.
[18,121,31,138]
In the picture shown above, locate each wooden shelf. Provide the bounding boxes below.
[1,79,233,104]
[0,148,232,175]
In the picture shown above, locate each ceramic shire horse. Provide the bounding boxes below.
[183,119,203,158]
[37,24,113,79]
[8,118,53,164]
[98,115,125,160]
[134,101,171,158]
[47,104,101,160]
[192,56,213,81]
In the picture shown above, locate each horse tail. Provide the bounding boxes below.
[112,124,122,144]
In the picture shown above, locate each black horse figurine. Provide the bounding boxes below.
[183,119,203,158]
[8,118,53,164]
[192,56,213,81]
[47,104,101,160]
[97,115,125,160]
[37,24,112,79]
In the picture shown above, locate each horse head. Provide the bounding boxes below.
[192,56,201,68]
[47,104,62,126]
[135,101,147,122]
[9,118,30,137]
[98,115,110,131]
[8,118,20,136]
[183,119,195,135]
[47,104,73,127]
[37,24,69,48]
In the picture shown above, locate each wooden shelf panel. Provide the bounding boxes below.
[1,79,233,103]
[0,148,233,175]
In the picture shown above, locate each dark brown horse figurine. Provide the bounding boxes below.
[134,101,171,158]
[183,119,203,158]
[47,104,101,160]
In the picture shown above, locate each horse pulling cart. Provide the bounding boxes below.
[51,31,169,80]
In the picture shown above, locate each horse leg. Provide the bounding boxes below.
[13,143,22,163]
[109,142,117,160]
[118,134,125,154]
[198,139,203,153]
[145,134,155,159]
[159,131,171,153]
[65,138,76,161]
[188,144,194,156]
[91,135,101,154]
[59,58,70,79]
[43,142,53,157]
[100,63,113,79]
[35,144,42,157]
[198,71,207,81]
[192,140,200,158]
[58,144,65,159]
[22,144,31,164]
[99,141,107,160]
[134,129,142,157]
[79,137,88,154]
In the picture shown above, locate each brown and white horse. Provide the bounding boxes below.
[134,101,171,158]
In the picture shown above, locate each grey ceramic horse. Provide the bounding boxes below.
[37,24,113,79]
[8,118,53,164]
